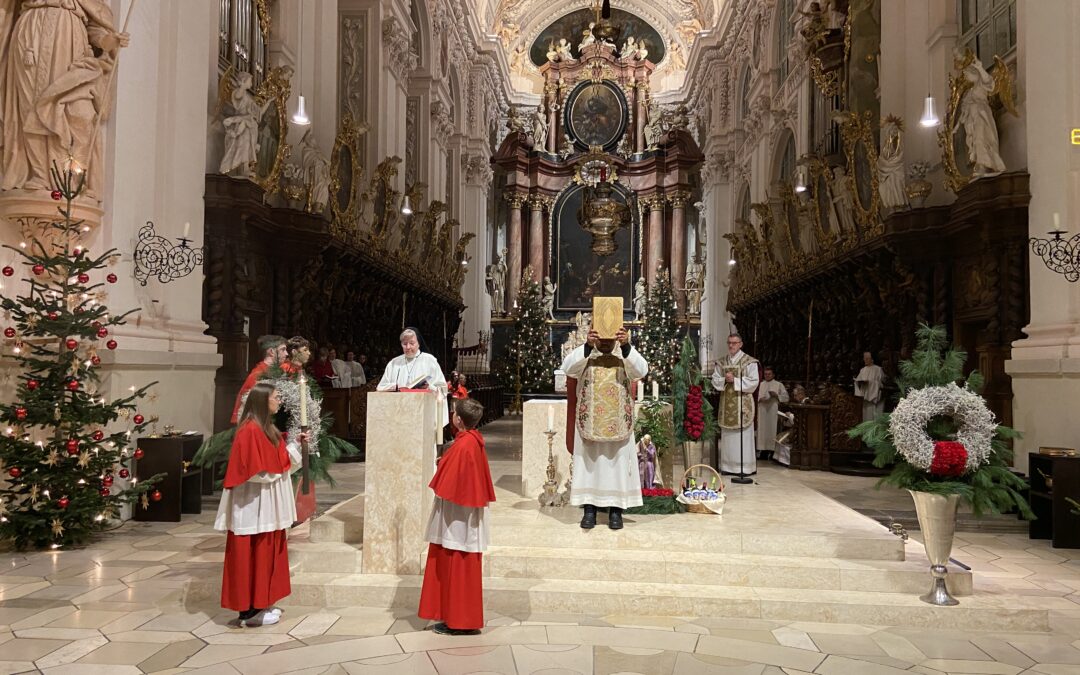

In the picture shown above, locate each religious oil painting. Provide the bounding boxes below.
[528,8,666,67]
[565,81,628,150]
[556,185,636,311]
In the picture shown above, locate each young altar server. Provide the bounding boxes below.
[419,397,496,636]
[230,335,286,424]
[562,325,649,530]
[216,382,305,627]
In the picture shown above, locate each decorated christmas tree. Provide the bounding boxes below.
[496,267,557,397]
[849,324,1031,517]
[637,267,680,395]
[0,165,161,550]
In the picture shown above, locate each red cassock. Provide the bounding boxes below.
[230,361,269,424]
[220,422,293,612]
[418,429,496,630]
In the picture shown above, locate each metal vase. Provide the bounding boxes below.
[908,490,961,606]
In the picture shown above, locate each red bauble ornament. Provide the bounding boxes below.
[1,266,13,277]
[66,379,79,391]
[133,414,144,425]
[929,440,968,478]
[15,407,27,420]
[118,468,130,479]
[57,497,70,509]
[133,448,144,460]
[92,430,104,441]
[106,340,117,350]
[90,355,101,366]
[3,327,14,338]
[32,264,44,276]
[77,273,90,284]
[91,321,102,329]
[7,466,21,478]
[65,439,79,454]
[102,475,114,487]
[150,489,162,502]
[27,379,38,391]
[50,190,62,201]
[47,311,58,320]
[100,488,111,497]
[106,273,117,284]
[96,327,108,339]
[65,338,78,350]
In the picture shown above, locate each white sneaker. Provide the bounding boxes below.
[268,607,283,616]
[242,610,281,627]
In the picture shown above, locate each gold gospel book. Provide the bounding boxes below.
[592,296,623,339]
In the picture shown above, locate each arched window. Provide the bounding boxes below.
[774,132,796,184]
[959,0,1016,68]
[218,0,270,86]
[739,66,752,120]
[775,0,795,84]
[738,184,751,223]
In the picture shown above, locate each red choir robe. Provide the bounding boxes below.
[218,421,296,612]
[418,428,496,630]
[230,361,269,424]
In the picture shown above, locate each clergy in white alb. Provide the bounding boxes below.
[755,366,789,457]
[330,351,351,388]
[561,329,648,527]
[854,351,886,422]
[376,328,449,427]
[712,334,760,475]
[346,351,367,386]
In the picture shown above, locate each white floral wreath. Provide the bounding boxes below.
[888,383,996,473]
[240,376,321,454]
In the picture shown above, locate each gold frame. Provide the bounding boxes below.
[363,156,403,247]
[938,49,976,194]
[805,155,839,250]
[839,110,881,232]
[249,65,291,196]
[329,115,365,238]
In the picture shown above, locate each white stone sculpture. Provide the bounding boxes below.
[531,105,547,150]
[956,51,1006,177]
[669,40,687,70]
[220,72,269,177]
[299,129,330,214]
[579,22,596,51]
[547,38,573,63]
[878,116,908,211]
[633,277,647,320]
[831,166,856,232]
[510,46,528,75]
[486,248,508,315]
[621,36,638,61]
[542,276,557,320]
[0,0,129,198]
[685,256,704,317]
[643,103,662,149]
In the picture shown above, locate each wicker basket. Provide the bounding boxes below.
[680,464,725,515]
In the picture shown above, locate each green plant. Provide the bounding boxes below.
[672,336,717,443]
[635,399,674,458]
[848,324,1033,519]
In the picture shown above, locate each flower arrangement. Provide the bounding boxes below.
[849,324,1032,517]
[642,488,674,498]
[673,337,717,443]
[626,486,683,514]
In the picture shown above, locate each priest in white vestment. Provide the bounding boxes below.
[346,351,367,386]
[755,366,789,459]
[562,326,648,530]
[712,334,760,476]
[854,351,886,422]
[330,349,351,388]
[377,329,449,428]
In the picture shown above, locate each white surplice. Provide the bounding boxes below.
[331,358,351,388]
[376,352,449,427]
[756,379,789,452]
[424,497,490,553]
[712,353,760,475]
[214,440,301,535]
[562,344,649,509]
[854,364,885,421]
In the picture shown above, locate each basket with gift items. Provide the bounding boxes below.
[676,464,726,515]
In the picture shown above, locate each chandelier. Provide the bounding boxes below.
[578,179,629,256]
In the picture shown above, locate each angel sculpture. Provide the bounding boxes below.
[220,71,272,176]
[954,50,1016,177]
[620,36,638,61]
[0,0,129,198]
[531,106,548,150]
[546,40,560,62]
[579,22,596,51]
[542,277,558,320]
[298,129,330,214]
[555,38,574,61]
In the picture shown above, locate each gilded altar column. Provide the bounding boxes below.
[644,194,666,286]
[669,190,690,316]
[635,81,648,152]
[528,194,548,283]
[506,192,527,306]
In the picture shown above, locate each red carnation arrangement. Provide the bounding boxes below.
[642,488,674,497]
[929,440,968,477]
[683,385,706,440]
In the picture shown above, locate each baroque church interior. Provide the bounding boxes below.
[0,0,1079,672]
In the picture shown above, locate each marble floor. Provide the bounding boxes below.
[0,417,1078,674]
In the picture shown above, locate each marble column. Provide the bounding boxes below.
[645,195,666,286]
[528,194,546,282]
[506,192,526,305]
[546,85,558,154]
[669,190,690,316]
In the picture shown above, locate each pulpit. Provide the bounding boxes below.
[788,403,830,470]
[362,391,438,574]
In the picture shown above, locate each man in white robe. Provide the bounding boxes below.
[330,348,351,388]
[755,366,789,460]
[345,350,366,386]
[854,351,886,421]
[377,329,449,428]
[712,334,760,477]
[562,327,648,530]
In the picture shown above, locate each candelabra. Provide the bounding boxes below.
[133,221,205,285]
[1030,227,1080,282]
[538,429,562,507]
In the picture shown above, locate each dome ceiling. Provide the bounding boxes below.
[528,8,666,67]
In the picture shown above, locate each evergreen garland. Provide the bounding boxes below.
[672,336,717,443]
[637,267,680,395]
[848,324,1032,518]
[496,272,557,394]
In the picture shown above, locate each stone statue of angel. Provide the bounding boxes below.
[955,50,1015,177]
[579,22,596,51]
[220,71,271,176]
[633,276,647,320]
[531,105,548,150]
[621,36,638,61]
[830,166,856,232]
[878,115,908,210]
[554,38,574,61]
[298,129,330,214]
[542,276,557,320]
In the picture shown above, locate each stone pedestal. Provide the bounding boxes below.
[362,391,438,575]
[521,399,570,498]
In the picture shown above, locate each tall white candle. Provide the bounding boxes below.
[636,381,644,403]
[182,221,190,238]
[299,374,308,426]
[652,381,659,400]
[1053,212,1061,229]
[547,405,554,431]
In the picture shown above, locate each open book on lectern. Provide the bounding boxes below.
[401,373,430,390]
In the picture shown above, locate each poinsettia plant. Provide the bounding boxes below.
[672,336,717,443]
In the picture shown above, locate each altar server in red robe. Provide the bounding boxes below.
[216,382,305,627]
[419,397,496,635]
[230,335,287,424]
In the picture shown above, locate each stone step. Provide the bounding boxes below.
[308,495,364,544]
[289,541,363,575]
[477,545,972,596]
[193,573,1051,632]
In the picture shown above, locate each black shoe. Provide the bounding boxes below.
[608,507,623,530]
[432,622,481,636]
[580,504,597,529]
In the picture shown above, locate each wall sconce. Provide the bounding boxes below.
[1030,213,1080,282]
[133,221,205,285]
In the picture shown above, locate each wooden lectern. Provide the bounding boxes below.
[363,391,438,574]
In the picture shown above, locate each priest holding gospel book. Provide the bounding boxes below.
[376,328,449,428]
